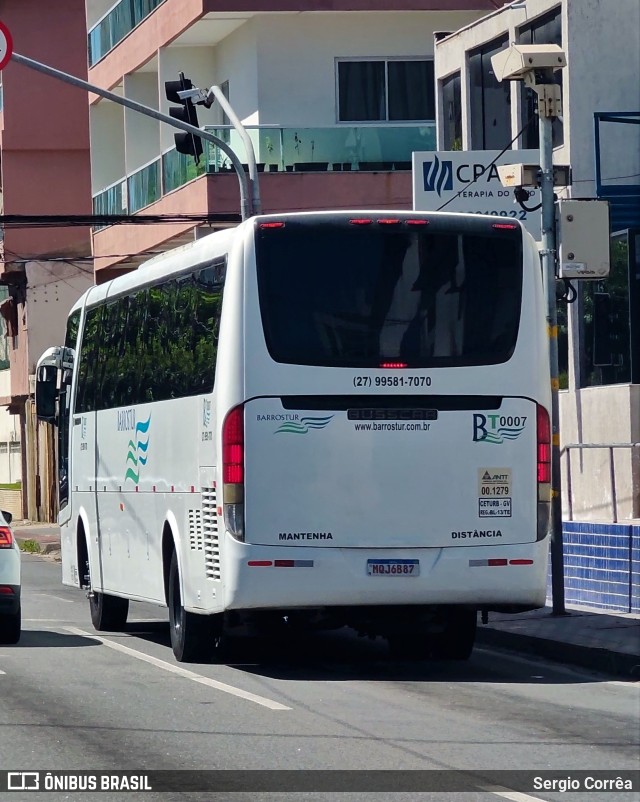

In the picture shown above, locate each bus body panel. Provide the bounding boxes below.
[244,395,538,549]
[221,537,549,611]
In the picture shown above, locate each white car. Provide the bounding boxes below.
[0,510,20,644]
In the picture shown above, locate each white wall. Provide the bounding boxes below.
[255,11,484,127]
[560,385,640,522]
[26,261,93,376]
[124,73,161,173]
[216,20,259,125]
[565,0,640,199]
[91,100,126,192]
[86,0,116,30]
[0,372,21,486]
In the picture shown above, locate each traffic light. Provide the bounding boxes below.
[165,72,203,164]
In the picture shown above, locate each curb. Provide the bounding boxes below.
[14,533,61,557]
[477,626,640,679]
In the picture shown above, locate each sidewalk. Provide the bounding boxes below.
[11,522,640,678]
[477,606,640,679]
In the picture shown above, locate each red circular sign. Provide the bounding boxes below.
[0,21,14,72]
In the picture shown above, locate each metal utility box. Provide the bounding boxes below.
[556,199,610,279]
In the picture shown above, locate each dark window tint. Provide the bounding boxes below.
[387,61,434,121]
[65,310,81,350]
[256,221,522,368]
[73,258,226,412]
[469,36,511,150]
[441,72,462,150]
[338,60,434,122]
[76,306,104,413]
[518,9,563,148]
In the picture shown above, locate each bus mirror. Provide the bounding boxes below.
[35,363,58,423]
[592,292,612,367]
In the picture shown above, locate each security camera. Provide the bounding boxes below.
[491,44,566,82]
[497,163,571,188]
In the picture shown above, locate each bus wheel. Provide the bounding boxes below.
[429,609,477,661]
[0,605,21,645]
[168,551,218,663]
[90,591,129,632]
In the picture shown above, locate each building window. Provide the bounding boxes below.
[468,35,511,150]
[518,8,563,148]
[337,59,435,122]
[441,72,462,150]
[581,231,640,387]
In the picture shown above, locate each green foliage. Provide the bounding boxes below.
[19,539,41,554]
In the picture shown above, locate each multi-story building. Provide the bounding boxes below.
[0,0,93,520]
[433,0,640,611]
[86,0,497,280]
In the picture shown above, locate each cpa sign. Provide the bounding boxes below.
[413,150,542,240]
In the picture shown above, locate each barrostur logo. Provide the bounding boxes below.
[423,156,453,196]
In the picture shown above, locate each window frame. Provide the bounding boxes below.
[335,56,436,124]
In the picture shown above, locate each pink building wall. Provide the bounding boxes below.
[0,0,92,260]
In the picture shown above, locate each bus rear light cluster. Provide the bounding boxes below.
[222,405,245,542]
[536,403,552,540]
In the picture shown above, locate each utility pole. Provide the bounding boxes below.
[492,44,568,615]
[10,51,259,220]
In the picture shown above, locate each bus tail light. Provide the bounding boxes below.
[222,405,245,542]
[536,404,551,540]
[0,527,13,548]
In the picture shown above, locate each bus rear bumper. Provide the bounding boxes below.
[220,537,549,612]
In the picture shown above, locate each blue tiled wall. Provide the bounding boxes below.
[548,523,640,612]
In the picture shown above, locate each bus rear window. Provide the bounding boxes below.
[255,219,522,368]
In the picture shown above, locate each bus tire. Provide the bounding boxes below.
[429,608,477,661]
[168,551,216,663]
[0,605,21,644]
[90,591,129,632]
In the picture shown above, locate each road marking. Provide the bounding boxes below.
[65,627,291,711]
[483,787,549,802]
[33,593,74,603]
[0,669,6,675]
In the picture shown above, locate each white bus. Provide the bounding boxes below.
[36,210,551,662]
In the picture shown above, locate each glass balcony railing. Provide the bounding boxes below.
[88,0,166,66]
[92,124,435,221]
[205,124,436,173]
[128,159,161,213]
[162,148,206,194]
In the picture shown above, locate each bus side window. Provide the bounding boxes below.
[97,301,125,410]
[192,264,225,394]
[76,306,103,413]
[120,291,145,406]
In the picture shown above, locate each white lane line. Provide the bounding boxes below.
[483,787,549,802]
[65,627,290,711]
[33,593,74,604]
[0,669,6,675]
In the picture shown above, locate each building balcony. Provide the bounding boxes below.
[88,0,167,67]
[92,123,434,218]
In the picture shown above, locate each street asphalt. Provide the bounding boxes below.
[0,554,637,802]
[11,521,640,679]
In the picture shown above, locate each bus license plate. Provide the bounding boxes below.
[367,559,419,577]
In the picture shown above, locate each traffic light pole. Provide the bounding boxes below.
[11,51,253,220]
[206,85,261,215]
[538,86,566,616]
